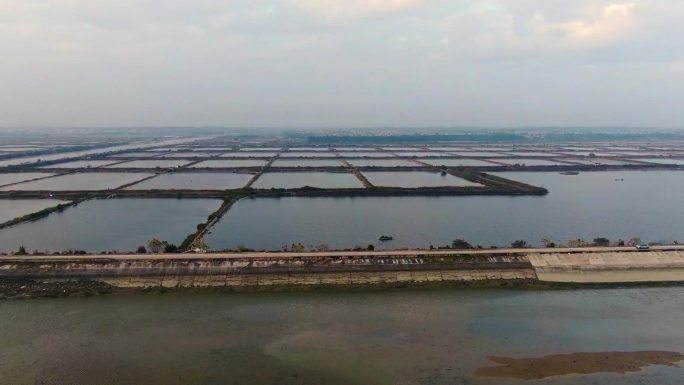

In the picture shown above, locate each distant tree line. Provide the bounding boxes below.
[307,133,524,143]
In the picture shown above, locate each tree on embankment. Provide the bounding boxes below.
[451,239,473,249]
[510,240,528,248]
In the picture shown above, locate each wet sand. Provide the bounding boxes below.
[476,351,684,380]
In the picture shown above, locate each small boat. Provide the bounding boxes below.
[559,171,579,175]
[440,171,447,176]
[378,235,394,241]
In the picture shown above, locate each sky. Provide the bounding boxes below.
[1,0,683,128]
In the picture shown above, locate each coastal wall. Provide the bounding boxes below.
[1,250,684,295]
[0,254,537,289]
[528,251,684,283]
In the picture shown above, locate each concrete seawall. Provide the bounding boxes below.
[528,250,684,283]
[1,249,684,294]
[0,254,536,289]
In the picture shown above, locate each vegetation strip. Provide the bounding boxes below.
[0,197,88,230]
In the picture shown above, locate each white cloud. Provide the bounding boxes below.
[0,0,683,127]
[530,2,638,49]
[291,0,424,20]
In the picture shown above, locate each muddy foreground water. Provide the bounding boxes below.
[0,287,682,384]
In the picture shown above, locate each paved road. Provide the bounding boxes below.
[2,245,683,262]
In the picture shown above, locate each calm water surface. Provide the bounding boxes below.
[427,159,498,167]
[281,152,337,158]
[41,160,119,168]
[363,171,481,187]
[253,172,362,189]
[0,198,220,252]
[1,287,681,385]
[271,159,344,167]
[0,199,65,224]
[349,159,418,167]
[220,152,279,158]
[106,160,191,168]
[189,159,266,168]
[206,170,684,250]
[0,173,153,191]
[497,158,570,166]
[126,172,252,190]
[0,172,54,186]
[337,152,393,157]
[0,138,199,167]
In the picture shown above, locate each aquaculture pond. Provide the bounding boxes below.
[189,160,266,168]
[0,173,153,191]
[280,152,337,158]
[427,159,498,167]
[388,151,449,157]
[496,158,572,166]
[157,152,216,158]
[41,160,118,168]
[252,172,363,189]
[0,199,66,224]
[108,152,160,158]
[633,158,684,165]
[219,152,279,158]
[127,172,252,190]
[336,152,392,158]
[438,151,506,157]
[363,171,482,187]
[271,159,343,167]
[239,147,282,151]
[0,198,220,253]
[0,172,54,186]
[106,160,191,168]
[205,170,684,250]
[348,159,418,167]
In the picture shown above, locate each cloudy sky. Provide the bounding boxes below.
[1,0,683,128]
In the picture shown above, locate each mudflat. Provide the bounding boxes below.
[475,351,684,380]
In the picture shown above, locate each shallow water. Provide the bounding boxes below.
[0,287,682,385]
[0,198,220,252]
